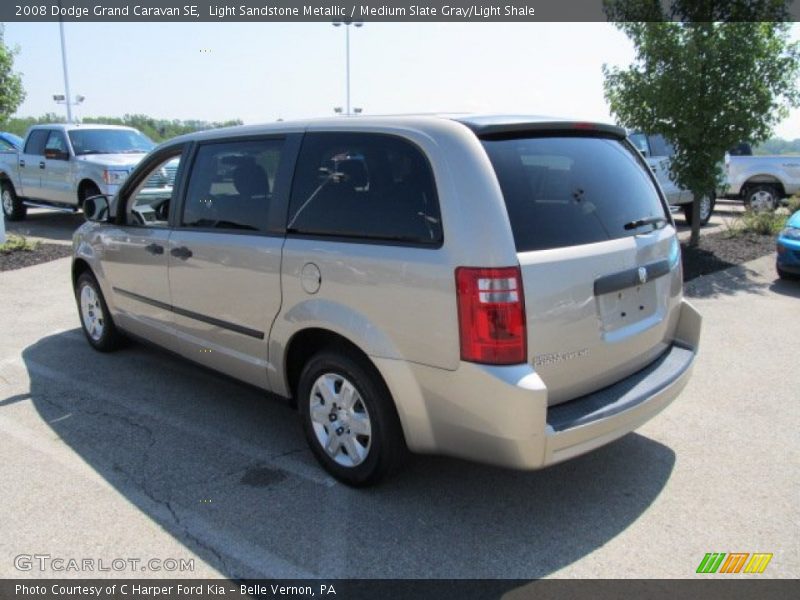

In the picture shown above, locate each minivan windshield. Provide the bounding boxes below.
[68,129,155,156]
[482,135,668,252]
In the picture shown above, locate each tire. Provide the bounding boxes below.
[79,182,102,211]
[743,184,781,212]
[682,194,715,226]
[777,265,799,280]
[75,271,124,352]
[297,349,407,486]
[1,181,26,221]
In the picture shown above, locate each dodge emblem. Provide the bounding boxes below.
[638,266,648,284]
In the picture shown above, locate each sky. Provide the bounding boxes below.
[5,22,800,139]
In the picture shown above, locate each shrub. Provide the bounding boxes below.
[724,210,787,238]
[0,234,39,254]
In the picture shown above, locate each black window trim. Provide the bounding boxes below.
[285,131,444,250]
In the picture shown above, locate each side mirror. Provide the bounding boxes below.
[83,194,111,222]
[44,148,70,161]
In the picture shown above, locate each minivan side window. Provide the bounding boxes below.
[181,139,284,233]
[23,130,49,156]
[125,153,183,228]
[287,133,442,245]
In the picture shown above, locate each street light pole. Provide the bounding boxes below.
[345,24,350,116]
[333,21,362,116]
[57,2,73,123]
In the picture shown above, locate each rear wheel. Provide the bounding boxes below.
[1,181,26,221]
[75,271,124,352]
[744,184,781,212]
[682,194,715,226]
[297,350,406,486]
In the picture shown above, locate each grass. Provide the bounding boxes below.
[0,234,40,254]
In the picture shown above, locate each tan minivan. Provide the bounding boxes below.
[72,115,701,486]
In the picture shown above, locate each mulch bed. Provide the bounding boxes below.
[681,231,776,281]
[0,243,73,272]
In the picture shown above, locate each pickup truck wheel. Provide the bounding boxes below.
[79,183,101,210]
[298,350,406,486]
[744,185,780,212]
[1,181,26,221]
[75,272,123,352]
[682,194,715,226]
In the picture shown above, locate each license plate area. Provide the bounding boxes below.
[596,281,657,333]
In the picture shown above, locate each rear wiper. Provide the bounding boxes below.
[624,216,668,231]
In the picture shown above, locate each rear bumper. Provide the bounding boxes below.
[377,299,701,470]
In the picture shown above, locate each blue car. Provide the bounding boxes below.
[0,131,23,151]
[777,209,800,279]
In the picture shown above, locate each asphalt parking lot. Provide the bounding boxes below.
[0,205,797,580]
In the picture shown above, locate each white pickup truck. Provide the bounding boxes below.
[0,123,164,221]
[723,154,800,211]
[628,132,716,226]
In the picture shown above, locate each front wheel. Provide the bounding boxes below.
[75,271,124,352]
[683,194,715,226]
[297,350,406,486]
[79,182,102,213]
[744,185,781,212]
[1,181,26,221]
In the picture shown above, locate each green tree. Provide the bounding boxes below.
[6,113,243,142]
[0,25,26,127]
[603,0,800,245]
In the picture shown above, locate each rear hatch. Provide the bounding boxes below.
[480,127,682,405]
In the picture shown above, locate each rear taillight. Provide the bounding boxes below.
[455,266,527,365]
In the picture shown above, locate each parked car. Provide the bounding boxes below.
[777,209,800,279]
[723,153,800,212]
[73,115,701,485]
[0,132,24,151]
[628,132,716,226]
[0,124,158,221]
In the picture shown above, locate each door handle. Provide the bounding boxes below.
[39,161,46,169]
[170,246,193,260]
[19,160,25,168]
[144,243,164,255]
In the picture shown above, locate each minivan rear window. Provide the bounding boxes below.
[482,136,668,252]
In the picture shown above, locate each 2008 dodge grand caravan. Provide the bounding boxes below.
[72,115,701,486]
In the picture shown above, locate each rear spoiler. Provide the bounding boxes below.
[457,119,627,140]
